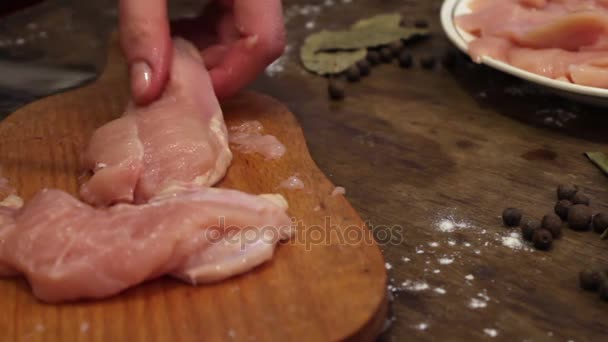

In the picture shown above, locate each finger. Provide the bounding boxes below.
[119,0,172,105]
[209,0,286,99]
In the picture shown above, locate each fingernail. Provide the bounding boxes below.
[130,61,152,100]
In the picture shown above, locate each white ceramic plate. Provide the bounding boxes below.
[440,0,608,106]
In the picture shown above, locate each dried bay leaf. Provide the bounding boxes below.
[585,152,608,176]
[299,13,428,75]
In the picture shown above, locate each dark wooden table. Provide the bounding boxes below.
[2,0,608,341]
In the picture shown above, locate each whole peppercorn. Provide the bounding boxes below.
[420,56,436,69]
[532,229,553,250]
[568,204,592,231]
[366,51,381,65]
[356,60,371,77]
[572,192,590,206]
[345,65,361,82]
[398,51,413,68]
[554,200,571,220]
[599,279,608,301]
[389,40,405,57]
[379,48,394,63]
[542,213,562,238]
[328,80,345,101]
[593,212,608,234]
[521,219,540,241]
[579,269,602,291]
[502,208,522,227]
[557,184,578,201]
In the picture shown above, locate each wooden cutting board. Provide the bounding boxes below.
[0,37,387,341]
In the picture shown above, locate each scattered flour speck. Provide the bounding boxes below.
[80,322,89,333]
[428,242,439,247]
[434,287,446,294]
[436,218,471,232]
[305,21,315,29]
[448,240,456,246]
[433,269,441,274]
[465,274,475,281]
[501,232,532,251]
[469,298,487,309]
[385,262,392,270]
[402,257,410,262]
[228,329,236,339]
[402,280,430,291]
[414,322,429,331]
[438,257,454,265]
[484,328,498,337]
[35,324,45,332]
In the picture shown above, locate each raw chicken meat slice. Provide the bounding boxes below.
[569,58,608,88]
[81,38,232,205]
[0,185,292,303]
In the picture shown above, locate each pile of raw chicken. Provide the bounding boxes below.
[0,39,293,303]
[456,0,608,88]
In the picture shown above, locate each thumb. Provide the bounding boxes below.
[119,0,172,105]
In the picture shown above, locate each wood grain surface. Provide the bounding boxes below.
[2,0,608,341]
[0,36,387,341]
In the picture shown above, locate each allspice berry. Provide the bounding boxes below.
[356,60,371,77]
[345,65,361,82]
[554,200,571,220]
[557,184,578,201]
[532,229,553,250]
[579,269,602,291]
[521,219,540,241]
[366,51,381,65]
[379,48,394,63]
[502,208,522,227]
[542,213,562,238]
[572,192,590,206]
[593,212,608,234]
[328,80,345,101]
[568,204,592,231]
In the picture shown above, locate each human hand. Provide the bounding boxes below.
[119,0,286,105]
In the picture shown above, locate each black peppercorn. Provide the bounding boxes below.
[542,213,562,238]
[593,212,608,234]
[599,278,608,301]
[557,184,578,201]
[521,219,540,241]
[345,65,361,82]
[554,200,571,220]
[502,208,522,227]
[398,51,413,68]
[532,229,553,250]
[568,204,592,231]
[572,192,590,206]
[328,80,345,101]
[356,60,371,77]
[366,51,381,65]
[379,48,394,63]
[420,56,436,69]
[389,40,405,57]
[414,19,429,28]
[579,269,602,291]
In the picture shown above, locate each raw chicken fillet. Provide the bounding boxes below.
[81,38,232,205]
[0,185,292,303]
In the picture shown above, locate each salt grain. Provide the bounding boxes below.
[434,287,446,294]
[469,298,487,309]
[465,274,474,281]
[483,328,498,337]
[402,257,410,262]
[433,269,440,274]
[428,242,439,247]
[448,240,456,246]
[385,262,392,270]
